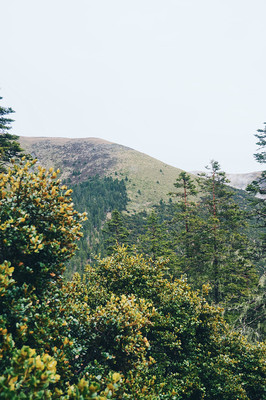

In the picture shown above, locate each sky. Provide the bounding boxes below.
[1,0,266,173]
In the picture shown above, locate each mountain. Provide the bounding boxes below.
[19,137,264,286]
[190,170,264,198]
[225,172,261,190]
[19,136,190,212]
[20,136,262,210]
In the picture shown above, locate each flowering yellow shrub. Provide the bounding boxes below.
[0,346,60,398]
[0,261,14,297]
[0,158,86,289]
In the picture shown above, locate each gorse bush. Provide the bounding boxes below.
[0,160,265,399]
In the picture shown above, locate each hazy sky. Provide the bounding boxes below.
[1,0,266,173]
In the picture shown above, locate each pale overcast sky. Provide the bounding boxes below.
[1,0,266,173]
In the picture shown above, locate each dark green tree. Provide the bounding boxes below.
[198,161,258,311]
[169,171,198,232]
[169,172,208,281]
[246,123,266,247]
[102,209,129,255]
[254,123,266,164]
[236,123,266,341]
[0,96,24,171]
[138,209,174,263]
[67,176,128,275]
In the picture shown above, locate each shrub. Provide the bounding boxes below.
[0,158,86,290]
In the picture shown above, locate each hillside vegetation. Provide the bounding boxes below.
[19,136,190,212]
[0,159,265,399]
[0,99,264,399]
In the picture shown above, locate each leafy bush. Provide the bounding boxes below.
[0,160,265,399]
[84,246,266,400]
[0,158,87,290]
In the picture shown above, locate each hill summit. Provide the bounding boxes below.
[19,136,186,212]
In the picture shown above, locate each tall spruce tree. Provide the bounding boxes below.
[246,123,266,247]
[236,123,266,341]
[169,171,198,232]
[169,172,209,280]
[102,209,129,255]
[254,123,266,164]
[198,161,258,312]
[0,96,24,171]
[138,209,174,264]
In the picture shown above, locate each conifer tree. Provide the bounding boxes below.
[198,161,258,311]
[170,171,198,230]
[237,123,266,341]
[103,209,129,255]
[246,122,266,248]
[0,96,24,171]
[254,123,266,164]
[169,172,208,280]
[138,209,174,263]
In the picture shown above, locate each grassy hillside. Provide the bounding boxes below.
[107,147,186,212]
[20,136,189,212]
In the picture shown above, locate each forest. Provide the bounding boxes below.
[0,97,265,399]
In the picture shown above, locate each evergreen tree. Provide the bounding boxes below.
[246,122,266,250]
[170,171,198,232]
[138,209,173,263]
[67,176,128,275]
[169,172,208,280]
[254,123,266,164]
[236,123,266,341]
[0,96,24,171]
[103,209,129,255]
[198,161,258,311]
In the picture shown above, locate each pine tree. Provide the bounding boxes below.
[169,171,198,232]
[169,172,208,280]
[198,161,258,311]
[236,123,266,341]
[138,209,174,264]
[0,96,24,171]
[102,209,129,255]
[246,123,266,246]
[254,123,266,164]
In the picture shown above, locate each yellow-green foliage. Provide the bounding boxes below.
[66,372,124,399]
[0,158,86,288]
[86,294,155,372]
[0,346,60,399]
[0,261,14,297]
[83,246,266,400]
[0,161,265,400]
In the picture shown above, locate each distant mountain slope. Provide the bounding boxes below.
[190,170,263,193]
[19,136,188,212]
[226,172,262,191]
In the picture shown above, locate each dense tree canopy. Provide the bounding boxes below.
[196,161,258,310]
[0,160,265,399]
[239,124,266,341]
[80,246,266,399]
[0,90,265,398]
[102,209,129,255]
